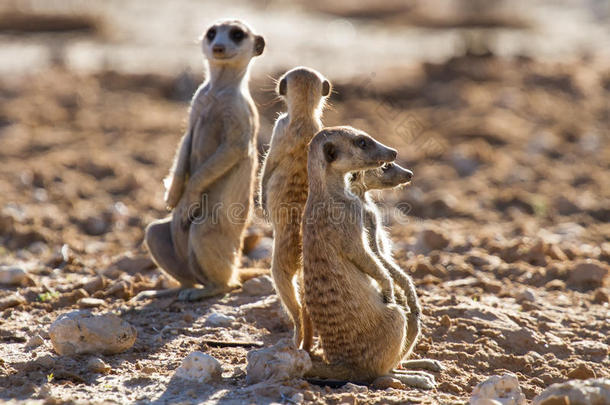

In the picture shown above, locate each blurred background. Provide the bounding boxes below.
[1,0,608,253]
[0,1,609,402]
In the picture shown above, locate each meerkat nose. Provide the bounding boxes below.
[405,169,413,181]
[213,44,225,54]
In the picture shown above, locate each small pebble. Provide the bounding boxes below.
[566,363,596,380]
[0,266,27,286]
[87,357,111,374]
[78,297,106,308]
[0,293,26,310]
[49,310,136,355]
[174,352,221,383]
[241,275,275,296]
[204,313,235,327]
[516,288,536,303]
[25,334,44,349]
[182,312,194,323]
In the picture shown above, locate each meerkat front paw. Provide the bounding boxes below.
[382,287,396,304]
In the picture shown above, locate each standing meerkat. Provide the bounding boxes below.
[259,67,331,348]
[302,126,436,389]
[349,165,442,371]
[144,19,265,301]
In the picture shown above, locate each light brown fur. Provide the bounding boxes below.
[301,126,435,389]
[143,20,266,301]
[350,165,442,372]
[259,67,331,348]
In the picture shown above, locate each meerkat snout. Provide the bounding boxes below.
[382,163,413,182]
[202,20,265,61]
[361,163,413,191]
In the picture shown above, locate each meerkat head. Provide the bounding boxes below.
[309,126,397,177]
[201,19,265,66]
[361,163,413,190]
[277,67,331,117]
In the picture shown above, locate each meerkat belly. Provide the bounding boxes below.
[304,250,387,362]
[206,152,256,207]
[189,123,222,170]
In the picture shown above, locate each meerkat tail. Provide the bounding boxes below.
[238,268,270,282]
[305,358,370,383]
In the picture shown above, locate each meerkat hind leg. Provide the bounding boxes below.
[177,285,237,301]
[381,370,436,390]
[132,288,184,301]
[271,247,304,347]
[145,219,194,285]
[400,359,443,372]
[136,219,196,301]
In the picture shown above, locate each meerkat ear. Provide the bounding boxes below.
[322,80,331,97]
[278,78,287,96]
[323,142,337,163]
[254,35,265,56]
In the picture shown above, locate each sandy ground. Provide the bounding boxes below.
[0,54,609,403]
[1,1,610,404]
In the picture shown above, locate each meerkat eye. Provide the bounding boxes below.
[382,163,393,172]
[206,28,216,41]
[230,28,246,43]
[356,138,367,149]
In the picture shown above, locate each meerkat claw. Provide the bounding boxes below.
[399,359,443,372]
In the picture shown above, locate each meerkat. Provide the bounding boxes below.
[258,67,331,348]
[349,164,442,372]
[301,126,436,389]
[143,19,265,301]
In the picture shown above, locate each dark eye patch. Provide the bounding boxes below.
[356,137,367,149]
[206,28,216,41]
[230,28,246,43]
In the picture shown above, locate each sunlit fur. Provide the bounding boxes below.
[258,67,331,349]
[145,19,265,300]
[301,127,436,389]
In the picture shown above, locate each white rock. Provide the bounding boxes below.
[0,266,27,285]
[246,338,312,384]
[25,334,44,349]
[78,297,106,308]
[49,310,137,355]
[242,275,275,296]
[533,378,610,405]
[204,313,236,327]
[174,352,222,383]
[470,373,526,405]
[290,393,304,404]
[87,357,111,374]
[0,293,26,310]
